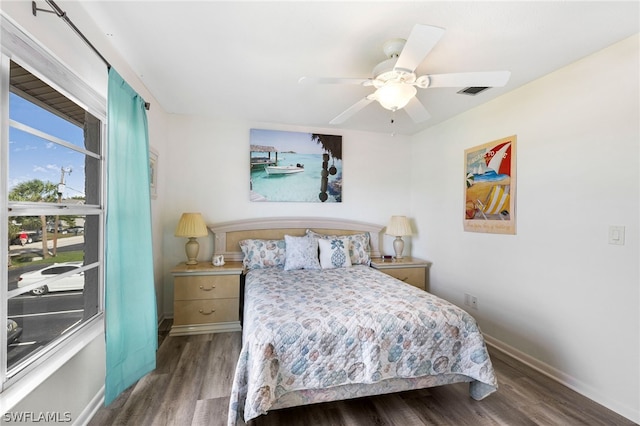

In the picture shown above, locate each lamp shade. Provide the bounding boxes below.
[174,213,208,238]
[385,215,413,237]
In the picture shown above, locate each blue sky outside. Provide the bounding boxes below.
[9,92,86,198]
[250,129,325,154]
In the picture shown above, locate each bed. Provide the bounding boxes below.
[210,217,497,425]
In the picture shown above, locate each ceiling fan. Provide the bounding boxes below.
[299,24,511,124]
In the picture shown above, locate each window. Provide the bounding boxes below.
[1,18,106,391]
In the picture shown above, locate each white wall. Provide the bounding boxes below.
[1,1,169,419]
[409,35,639,422]
[159,117,412,313]
[8,335,105,423]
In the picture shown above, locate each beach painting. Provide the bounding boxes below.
[249,129,343,202]
[464,135,516,234]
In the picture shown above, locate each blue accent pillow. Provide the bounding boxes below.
[318,237,352,269]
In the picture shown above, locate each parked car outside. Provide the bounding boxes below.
[47,225,69,234]
[11,231,33,245]
[17,261,85,295]
[10,234,32,245]
[9,231,42,245]
[7,319,22,345]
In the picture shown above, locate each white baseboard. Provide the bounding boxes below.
[74,386,104,426]
[169,321,241,336]
[157,313,168,326]
[484,334,639,424]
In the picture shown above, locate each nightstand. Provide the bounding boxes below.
[170,261,243,336]
[370,257,432,291]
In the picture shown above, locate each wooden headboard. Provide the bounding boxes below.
[209,217,384,262]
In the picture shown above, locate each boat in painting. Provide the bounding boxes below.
[264,164,304,175]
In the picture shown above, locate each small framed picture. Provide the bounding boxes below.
[464,135,516,234]
[149,147,158,199]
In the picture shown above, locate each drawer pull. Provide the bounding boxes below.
[199,309,215,315]
[400,277,409,282]
[199,285,216,291]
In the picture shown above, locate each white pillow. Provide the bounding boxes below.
[306,229,371,265]
[318,237,352,269]
[284,235,321,271]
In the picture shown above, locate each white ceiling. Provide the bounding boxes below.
[77,1,639,135]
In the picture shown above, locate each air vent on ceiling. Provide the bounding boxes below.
[457,86,490,96]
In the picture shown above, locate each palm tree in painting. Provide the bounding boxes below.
[311,134,342,202]
[311,134,342,160]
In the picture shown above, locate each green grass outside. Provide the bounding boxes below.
[9,250,84,269]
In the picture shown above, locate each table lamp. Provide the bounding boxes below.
[385,215,413,259]
[174,212,208,265]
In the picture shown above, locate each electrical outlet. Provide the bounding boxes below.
[464,293,472,307]
[464,293,478,309]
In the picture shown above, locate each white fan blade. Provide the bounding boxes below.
[299,77,372,85]
[404,97,431,123]
[427,71,511,88]
[329,97,374,124]
[394,24,445,73]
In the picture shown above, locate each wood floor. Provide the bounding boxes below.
[89,321,635,426]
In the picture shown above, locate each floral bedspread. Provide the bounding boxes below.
[228,266,497,424]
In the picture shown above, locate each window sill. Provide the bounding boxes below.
[0,314,104,415]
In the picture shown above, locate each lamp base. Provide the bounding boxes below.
[185,237,200,265]
[393,236,405,259]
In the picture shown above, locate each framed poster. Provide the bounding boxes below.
[149,147,158,199]
[249,129,342,202]
[464,135,516,234]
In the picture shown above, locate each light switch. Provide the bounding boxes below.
[608,225,625,245]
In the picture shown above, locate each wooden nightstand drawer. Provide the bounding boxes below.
[170,261,243,336]
[173,298,239,325]
[382,267,425,289]
[370,257,432,291]
[174,275,239,300]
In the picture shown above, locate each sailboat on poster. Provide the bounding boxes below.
[473,142,511,183]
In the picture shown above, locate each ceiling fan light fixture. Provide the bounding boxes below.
[301,24,510,125]
[375,82,417,111]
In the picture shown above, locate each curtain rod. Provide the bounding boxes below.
[32,0,151,111]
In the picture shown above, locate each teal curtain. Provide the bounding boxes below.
[104,68,157,405]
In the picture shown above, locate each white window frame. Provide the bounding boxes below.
[0,14,106,410]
